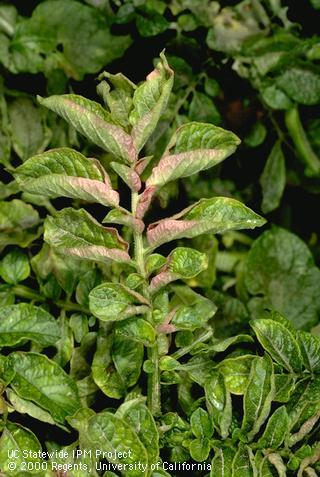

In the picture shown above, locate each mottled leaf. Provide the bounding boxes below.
[210,447,235,477]
[232,443,256,477]
[146,122,239,189]
[190,407,213,439]
[241,355,275,441]
[297,331,320,373]
[130,52,174,152]
[115,318,155,347]
[0,422,43,475]
[103,209,144,233]
[218,355,255,395]
[251,318,303,373]
[205,371,232,438]
[116,399,159,463]
[89,282,149,321]
[112,334,144,388]
[149,247,208,293]
[245,227,320,329]
[110,161,141,191]
[277,67,320,105]
[256,406,289,449]
[15,148,119,207]
[0,304,59,347]
[44,208,130,264]
[39,94,136,163]
[87,411,149,476]
[8,352,81,424]
[92,332,125,399]
[97,71,136,129]
[147,197,265,248]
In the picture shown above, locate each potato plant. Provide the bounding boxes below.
[1,2,320,477]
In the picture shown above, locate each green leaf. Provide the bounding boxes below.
[103,209,144,234]
[205,371,232,438]
[218,355,255,395]
[15,148,119,207]
[44,208,130,264]
[8,352,81,424]
[39,94,136,163]
[6,389,58,428]
[190,407,213,439]
[256,406,289,449]
[261,84,293,110]
[232,443,257,477]
[0,249,30,284]
[8,97,50,161]
[0,304,60,347]
[147,197,265,248]
[245,227,320,329]
[241,355,275,441]
[245,122,267,148]
[6,0,131,80]
[189,438,210,462]
[0,422,42,476]
[87,411,149,476]
[171,287,217,331]
[149,247,208,293]
[89,282,149,321]
[210,447,235,477]
[207,334,254,353]
[130,51,174,152]
[115,318,155,346]
[276,67,320,105]
[285,377,320,433]
[112,334,144,388]
[251,318,303,373]
[0,199,39,232]
[146,123,239,190]
[116,399,159,464]
[297,331,320,373]
[189,92,221,123]
[110,161,141,192]
[260,141,286,214]
[97,71,136,129]
[92,332,125,399]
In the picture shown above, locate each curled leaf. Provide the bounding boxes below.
[89,282,149,321]
[44,208,130,264]
[146,122,240,189]
[38,94,136,163]
[15,147,119,207]
[147,197,266,248]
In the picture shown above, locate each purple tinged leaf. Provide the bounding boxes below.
[136,186,157,219]
[103,209,145,233]
[44,208,131,264]
[147,197,266,248]
[146,122,240,189]
[15,148,119,207]
[38,94,136,163]
[130,52,174,152]
[135,156,153,176]
[110,162,141,192]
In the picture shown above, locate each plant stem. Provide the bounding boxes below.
[285,106,320,177]
[131,191,161,416]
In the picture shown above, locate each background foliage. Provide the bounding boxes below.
[1,1,320,476]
